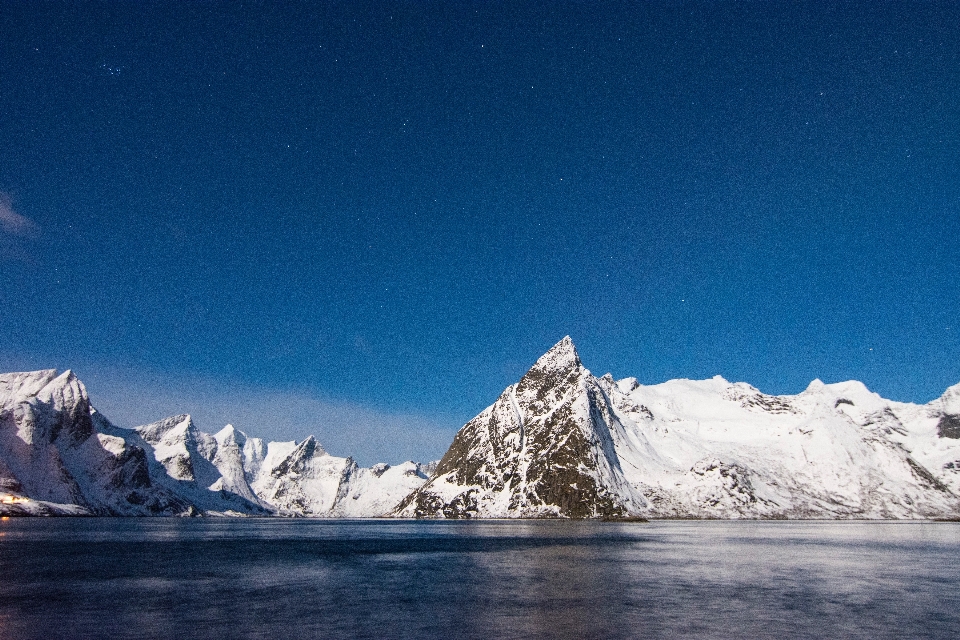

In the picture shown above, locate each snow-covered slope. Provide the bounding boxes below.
[398,337,960,519]
[0,370,194,515]
[0,369,432,516]
[606,375,960,518]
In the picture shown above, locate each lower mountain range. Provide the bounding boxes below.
[3,337,959,519]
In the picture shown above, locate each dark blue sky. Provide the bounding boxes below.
[2,2,959,463]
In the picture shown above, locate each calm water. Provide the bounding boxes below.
[1,518,958,639]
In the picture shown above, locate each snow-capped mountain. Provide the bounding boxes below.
[5,339,960,519]
[398,337,960,519]
[396,337,643,518]
[0,369,432,516]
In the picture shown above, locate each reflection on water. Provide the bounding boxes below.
[0,519,958,639]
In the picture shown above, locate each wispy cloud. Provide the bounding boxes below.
[0,192,41,261]
[0,193,40,238]
[73,366,462,467]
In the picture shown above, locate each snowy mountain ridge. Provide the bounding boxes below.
[0,369,431,516]
[4,338,960,519]
[397,337,960,519]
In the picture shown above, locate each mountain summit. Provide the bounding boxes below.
[532,335,582,373]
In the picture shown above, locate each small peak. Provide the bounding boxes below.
[938,381,960,414]
[291,435,325,459]
[826,379,872,396]
[939,380,960,398]
[136,413,192,437]
[518,337,586,394]
[215,424,245,446]
[805,379,825,393]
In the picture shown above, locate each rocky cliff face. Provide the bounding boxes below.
[398,337,960,519]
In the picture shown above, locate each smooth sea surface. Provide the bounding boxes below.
[1,518,958,639]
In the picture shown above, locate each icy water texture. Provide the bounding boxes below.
[1,519,959,639]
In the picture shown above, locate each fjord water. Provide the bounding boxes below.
[1,519,958,639]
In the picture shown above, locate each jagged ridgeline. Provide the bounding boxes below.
[3,338,960,518]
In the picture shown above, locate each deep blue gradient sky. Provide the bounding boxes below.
[2,2,959,464]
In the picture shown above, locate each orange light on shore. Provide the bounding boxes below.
[1,495,29,504]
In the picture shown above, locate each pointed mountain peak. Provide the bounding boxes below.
[531,336,583,374]
[215,424,246,447]
[290,435,326,460]
[36,369,88,405]
[516,336,589,400]
[270,435,328,478]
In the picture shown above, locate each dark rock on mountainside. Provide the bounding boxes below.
[938,414,960,439]
[395,337,645,518]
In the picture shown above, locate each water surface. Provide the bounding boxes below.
[1,518,958,639]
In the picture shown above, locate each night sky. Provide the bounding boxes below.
[2,2,959,465]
